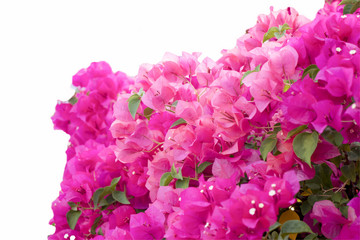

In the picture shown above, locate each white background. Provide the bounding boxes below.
[0,0,323,238]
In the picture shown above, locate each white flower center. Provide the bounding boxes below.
[336,47,342,52]
[132,171,136,175]
[64,234,69,239]
[208,185,214,190]
[251,200,255,204]
[271,183,276,188]
[70,236,75,240]
[350,49,357,55]
[269,190,276,196]
[258,203,264,208]
[249,208,256,215]
[352,103,356,109]
[341,15,347,19]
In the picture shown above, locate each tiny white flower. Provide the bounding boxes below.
[336,47,342,52]
[249,208,256,215]
[269,190,276,196]
[208,185,214,190]
[350,49,357,55]
[258,203,264,208]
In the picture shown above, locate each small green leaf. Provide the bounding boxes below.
[112,190,130,204]
[283,84,291,93]
[175,177,190,189]
[128,94,141,119]
[340,205,349,218]
[293,132,319,167]
[332,191,342,203]
[171,164,183,180]
[90,216,102,235]
[241,64,261,81]
[348,142,360,161]
[269,222,281,232]
[280,23,291,32]
[172,100,179,107]
[304,233,318,240]
[66,210,82,230]
[170,118,187,129]
[341,162,356,182]
[138,88,145,97]
[285,125,308,140]
[339,0,358,5]
[260,137,277,160]
[92,188,104,209]
[144,107,154,120]
[321,126,344,147]
[68,94,78,105]
[274,31,284,39]
[160,172,173,186]
[300,200,312,215]
[263,26,279,42]
[302,65,320,80]
[67,201,77,210]
[196,161,213,174]
[280,220,313,237]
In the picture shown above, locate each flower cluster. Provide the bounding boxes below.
[50,1,360,239]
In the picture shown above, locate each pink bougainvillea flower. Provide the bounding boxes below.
[141,76,175,111]
[129,205,165,240]
[312,100,343,133]
[311,200,350,239]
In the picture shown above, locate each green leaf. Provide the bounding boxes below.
[293,131,319,167]
[172,100,179,107]
[67,201,77,210]
[90,216,102,235]
[138,88,145,97]
[274,31,284,40]
[170,118,187,129]
[171,164,183,180]
[112,190,130,204]
[92,177,121,209]
[340,205,349,218]
[285,125,308,141]
[280,220,313,237]
[300,201,312,215]
[302,64,320,80]
[348,142,360,161]
[263,26,279,42]
[339,0,359,5]
[280,23,291,32]
[68,94,78,105]
[196,161,213,174]
[128,94,141,119]
[321,126,344,147]
[343,4,354,14]
[92,188,105,209]
[283,84,291,93]
[110,176,121,188]
[144,107,154,120]
[332,191,342,203]
[269,222,281,232]
[241,64,261,81]
[160,172,173,186]
[304,233,318,240]
[175,177,190,189]
[66,210,82,230]
[260,137,277,160]
[341,162,356,182]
